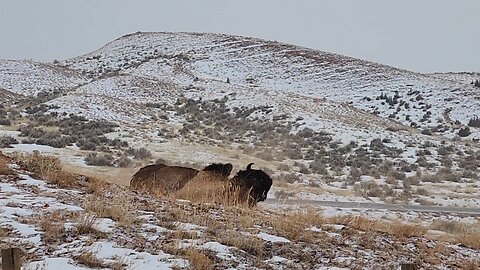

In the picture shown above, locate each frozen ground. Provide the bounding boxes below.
[1,154,479,269]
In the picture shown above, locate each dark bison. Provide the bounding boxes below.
[230,163,273,205]
[202,163,233,178]
[130,162,233,195]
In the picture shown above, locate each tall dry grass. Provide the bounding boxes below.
[13,151,77,187]
[172,172,246,206]
[75,250,105,268]
[0,152,14,175]
[331,215,427,238]
[269,208,324,242]
[219,231,266,257]
[184,248,214,270]
[83,188,136,229]
[38,211,68,245]
[431,219,480,249]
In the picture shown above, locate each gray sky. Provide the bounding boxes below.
[0,0,478,73]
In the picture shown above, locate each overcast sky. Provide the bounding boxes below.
[0,0,478,73]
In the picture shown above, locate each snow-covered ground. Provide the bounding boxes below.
[1,155,479,269]
[0,60,86,97]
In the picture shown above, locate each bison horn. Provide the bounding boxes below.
[246,163,254,170]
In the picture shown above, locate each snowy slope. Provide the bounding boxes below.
[60,32,480,135]
[47,75,182,124]
[0,87,22,105]
[429,72,480,85]
[0,60,86,97]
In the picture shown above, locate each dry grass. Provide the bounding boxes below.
[38,211,67,245]
[62,162,134,186]
[75,214,107,238]
[75,251,105,268]
[332,215,426,238]
[85,177,110,195]
[111,257,128,270]
[332,215,379,232]
[270,208,324,242]
[13,152,77,187]
[172,172,246,206]
[0,226,8,238]
[83,189,136,229]
[387,223,427,238]
[431,219,468,234]
[431,219,480,249]
[219,231,266,257]
[459,260,480,270]
[184,248,214,270]
[0,152,14,175]
[454,232,480,249]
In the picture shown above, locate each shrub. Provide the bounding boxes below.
[0,118,11,126]
[133,147,152,160]
[0,136,19,148]
[84,152,114,166]
[416,188,429,196]
[277,163,290,172]
[403,176,421,186]
[275,190,295,200]
[115,156,131,168]
[309,160,328,175]
[77,139,98,151]
[298,163,311,174]
[256,149,274,161]
[468,116,480,128]
[284,148,303,160]
[280,173,300,184]
[369,138,385,152]
[473,79,480,87]
[354,181,385,197]
[458,127,471,137]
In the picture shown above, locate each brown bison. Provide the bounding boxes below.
[202,163,233,178]
[230,163,273,205]
[130,162,233,195]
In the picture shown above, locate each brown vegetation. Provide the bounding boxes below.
[219,231,266,257]
[75,214,107,238]
[0,152,14,175]
[83,189,136,229]
[184,248,214,270]
[13,151,79,188]
[75,251,105,268]
[172,172,233,204]
[38,211,67,245]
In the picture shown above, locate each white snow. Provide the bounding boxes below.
[0,60,86,97]
[256,232,290,243]
[24,258,92,270]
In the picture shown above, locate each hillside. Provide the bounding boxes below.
[60,32,480,136]
[0,60,86,97]
[429,72,480,85]
[0,32,479,216]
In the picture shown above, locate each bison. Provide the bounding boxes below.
[202,163,233,178]
[130,162,233,195]
[230,163,272,205]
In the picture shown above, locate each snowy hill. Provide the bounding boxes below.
[1,32,480,269]
[1,32,480,208]
[60,32,480,136]
[0,59,86,97]
[429,72,480,85]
